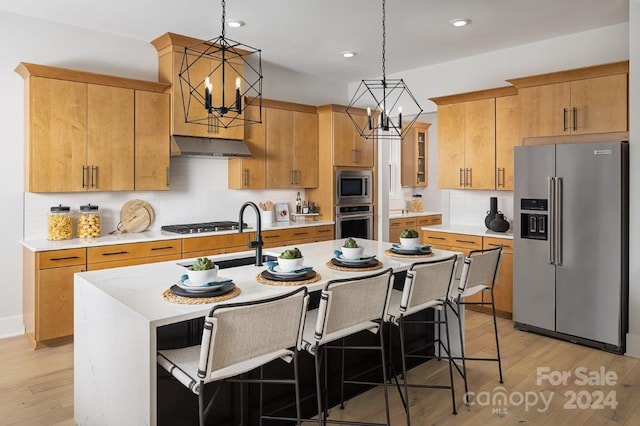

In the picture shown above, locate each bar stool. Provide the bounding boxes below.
[384,255,459,424]
[449,245,504,400]
[300,268,394,426]
[157,287,309,426]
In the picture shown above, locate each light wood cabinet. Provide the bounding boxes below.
[16,63,171,193]
[87,240,181,270]
[483,237,513,316]
[332,110,374,167]
[265,106,319,188]
[23,247,86,348]
[431,87,519,191]
[135,91,170,190]
[151,32,244,141]
[313,224,335,242]
[401,122,430,187]
[495,95,520,190]
[228,104,266,189]
[182,233,256,258]
[389,214,441,243]
[87,84,135,191]
[508,61,628,138]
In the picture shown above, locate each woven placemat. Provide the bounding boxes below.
[384,249,435,259]
[162,287,241,304]
[256,272,322,287]
[325,259,384,272]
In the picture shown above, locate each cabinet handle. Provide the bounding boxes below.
[264,234,280,239]
[456,239,476,244]
[317,229,331,233]
[563,108,568,132]
[151,246,175,251]
[290,170,295,186]
[101,251,129,256]
[90,165,97,188]
[294,232,310,236]
[165,167,170,187]
[488,243,511,249]
[82,166,88,189]
[50,256,80,261]
[466,168,472,187]
[497,167,505,187]
[572,107,577,131]
[243,168,249,187]
[459,168,464,187]
[428,236,446,240]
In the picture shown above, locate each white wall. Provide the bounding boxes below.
[0,12,345,338]
[626,0,640,358]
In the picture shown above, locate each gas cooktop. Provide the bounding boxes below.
[161,221,248,234]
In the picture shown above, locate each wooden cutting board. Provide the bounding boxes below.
[116,200,153,233]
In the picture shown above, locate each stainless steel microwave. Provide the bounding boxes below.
[335,169,372,205]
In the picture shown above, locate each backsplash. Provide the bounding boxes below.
[23,157,305,240]
[449,190,514,229]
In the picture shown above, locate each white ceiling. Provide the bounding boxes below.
[0,0,629,83]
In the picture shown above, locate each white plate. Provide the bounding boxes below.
[176,277,233,292]
[334,254,376,265]
[269,265,312,278]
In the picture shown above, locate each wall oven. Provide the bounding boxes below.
[335,169,372,205]
[335,205,373,240]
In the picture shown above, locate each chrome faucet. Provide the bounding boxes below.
[239,201,263,266]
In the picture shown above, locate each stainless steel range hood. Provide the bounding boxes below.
[170,135,251,158]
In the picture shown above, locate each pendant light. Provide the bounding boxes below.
[178,0,263,134]
[346,0,422,140]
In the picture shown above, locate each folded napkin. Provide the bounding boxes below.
[180,274,233,287]
[265,261,312,274]
[392,243,431,251]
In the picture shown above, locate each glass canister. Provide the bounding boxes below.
[77,204,101,238]
[48,204,74,240]
[410,194,423,213]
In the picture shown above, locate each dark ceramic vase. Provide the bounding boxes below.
[489,212,510,232]
[485,197,498,229]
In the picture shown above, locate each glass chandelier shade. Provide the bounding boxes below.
[178,0,263,133]
[346,0,423,140]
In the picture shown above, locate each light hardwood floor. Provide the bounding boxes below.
[1,311,639,425]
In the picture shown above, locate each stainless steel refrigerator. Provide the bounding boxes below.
[513,141,628,353]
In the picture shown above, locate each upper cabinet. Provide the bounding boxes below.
[432,87,519,190]
[15,63,171,193]
[401,122,430,187]
[151,32,244,141]
[228,99,318,189]
[332,109,374,167]
[508,61,628,138]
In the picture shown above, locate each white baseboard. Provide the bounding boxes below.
[0,315,24,339]
[625,332,640,359]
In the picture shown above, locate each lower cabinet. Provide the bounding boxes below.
[182,233,255,259]
[87,240,181,270]
[313,224,335,242]
[23,247,86,348]
[389,214,441,243]
[422,230,513,319]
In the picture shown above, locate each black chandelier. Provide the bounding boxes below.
[346,0,422,140]
[178,0,263,134]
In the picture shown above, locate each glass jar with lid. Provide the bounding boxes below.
[48,204,74,240]
[77,204,101,238]
[410,194,423,213]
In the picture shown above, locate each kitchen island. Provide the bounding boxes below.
[74,239,463,425]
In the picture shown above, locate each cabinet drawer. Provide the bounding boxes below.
[87,240,181,264]
[313,224,335,240]
[182,233,254,253]
[263,228,309,243]
[422,231,454,246]
[427,215,442,225]
[389,219,405,229]
[449,233,483,249]
[38,248,86,269]
[483,237,513,254]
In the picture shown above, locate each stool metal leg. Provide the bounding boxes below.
[455,299,470,403]
[399,318,411,425]
[443,305,457,415]
[314,345,324,426]
[490,289,504,384]
[379,322,391,426]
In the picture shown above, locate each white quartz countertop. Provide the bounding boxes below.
[74,239,461,326]
[388,211,442,219]
[422,224,513,240]
[21,220,335,252]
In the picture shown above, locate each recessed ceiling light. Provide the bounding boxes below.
[341,51,357,58]
[450,18,471,27]
[226,19,245,28]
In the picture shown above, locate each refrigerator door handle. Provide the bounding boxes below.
[556,177,563,266]
[548,177,555,265]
